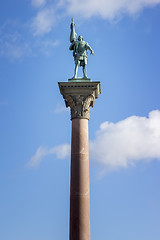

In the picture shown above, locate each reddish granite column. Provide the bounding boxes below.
[70,118,90,240]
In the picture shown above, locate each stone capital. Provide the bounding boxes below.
[58,82,101,120]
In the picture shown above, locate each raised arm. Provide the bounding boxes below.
[70,18,77,43]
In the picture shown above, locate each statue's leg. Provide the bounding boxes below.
[73,61,79,78]
[83,64,87,79]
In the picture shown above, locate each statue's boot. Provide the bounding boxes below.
[72,73,77,79]
[83,74,88,79]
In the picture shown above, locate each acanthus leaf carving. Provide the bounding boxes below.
[65,94,95,120]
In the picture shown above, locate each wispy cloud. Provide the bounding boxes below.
[0,19,59,60]
[31,7,55,36]
[1,0,160,59]
[27,110,160,171]
[28,0,160,40]
[60,0,160,20]
[27,144,70,167]
[29,0,160,38]
[33,39,60,55]
[31,0,47,8]
[54,102,69,114]
[0,30,32,60]
[90,110,160,170]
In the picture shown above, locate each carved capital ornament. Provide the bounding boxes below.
[58,82,101,120]
[65,94,95,120]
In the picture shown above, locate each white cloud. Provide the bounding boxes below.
[27,110,160,171]
[61,0,160,20]
[90,110,160,170]
[31,7,55,36]
[27,144,70,167]
[31,0,46,8]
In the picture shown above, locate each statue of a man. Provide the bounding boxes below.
[69,19,94,80]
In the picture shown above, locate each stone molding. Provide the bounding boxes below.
[58,82,101,120]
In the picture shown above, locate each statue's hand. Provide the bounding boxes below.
[91,50,94,55]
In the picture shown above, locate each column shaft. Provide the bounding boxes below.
[69,118,90,240]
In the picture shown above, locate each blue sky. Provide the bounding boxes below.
[0,0,160,239]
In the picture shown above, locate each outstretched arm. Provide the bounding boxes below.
[86,43,94,55]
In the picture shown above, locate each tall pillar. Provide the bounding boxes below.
[58,81,101,240]
[70,118,90,240]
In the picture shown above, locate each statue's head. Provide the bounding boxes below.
[78,35,83,41]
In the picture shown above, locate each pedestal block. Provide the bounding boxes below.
[58,81,101,240]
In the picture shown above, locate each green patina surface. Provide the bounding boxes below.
[68,77,92,82]
[69,19,94,81]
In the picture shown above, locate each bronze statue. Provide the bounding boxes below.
[69,19,94,80]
